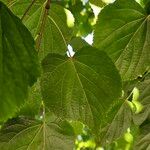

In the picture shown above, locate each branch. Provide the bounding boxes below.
[21,0,37,21]
[35,0,51,51]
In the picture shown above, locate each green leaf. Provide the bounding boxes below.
[94,0,150,80]
[134,120,150,150]
[0,117,75,150]
[41,46,122,130]
[123,73,150,125]
[90,0,106,7]
[0,2,40,122]
[69,37,89,52]
[100,101,133,145]
[7,0,73,60]
[18,81,42,117]
[133,74,150,125]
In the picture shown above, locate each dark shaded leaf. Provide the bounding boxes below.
[0,2,40,121]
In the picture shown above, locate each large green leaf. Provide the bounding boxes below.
[0,2,40,121]
[0,116,75,150]
[41,46,122,130]
[6,0,73,60]
[94,0,150,80]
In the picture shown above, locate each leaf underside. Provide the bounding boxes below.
[94,0,150,80]
[0,117,75,150]
[41,46,122,130]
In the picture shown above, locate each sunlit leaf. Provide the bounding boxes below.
[90,0,106,7]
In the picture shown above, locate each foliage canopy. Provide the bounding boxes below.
[0,0,149,149]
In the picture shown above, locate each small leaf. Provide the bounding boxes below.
[69,37,89,52]
[134,120,150,150]
[133,74,150,125]
[41,46,122,130]
[94,0,150,80]
[90,0,106,7]
[18,81,42,117]
[100,101,133,145]
[123,73,150,125]
[0,2,40,121]
[0,117,75,150]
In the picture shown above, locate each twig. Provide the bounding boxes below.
[21,0,37,21]
[35,0,51,51]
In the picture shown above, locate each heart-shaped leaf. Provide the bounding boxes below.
[94,0,150,80]
[41,46,122,130]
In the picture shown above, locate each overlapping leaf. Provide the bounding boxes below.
[90,0,106,7]
[69,37,89,52]
[94,0,150,80]
[18,81,42,117]
[41,46,122,130]
[133,76,150,125]
[134,120,150,150]
[100,101,133,145]
[2,0,73,60]
[0,117,75,150]
[0,2,39,121]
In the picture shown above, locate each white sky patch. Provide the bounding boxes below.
[67,45,75,57]
[90,4,101,16]
[82,33,93,45]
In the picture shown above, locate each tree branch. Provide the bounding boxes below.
[35,0,51,51]
[21,0,37,21]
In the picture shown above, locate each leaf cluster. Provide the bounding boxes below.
[0,0,149,149]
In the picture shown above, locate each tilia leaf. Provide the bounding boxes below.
[41,46,122,131]
[0,117,75,150]
[94,0,150,80]
[0,2,40,122]
[134,120,150,150]
[5,0,73,60]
